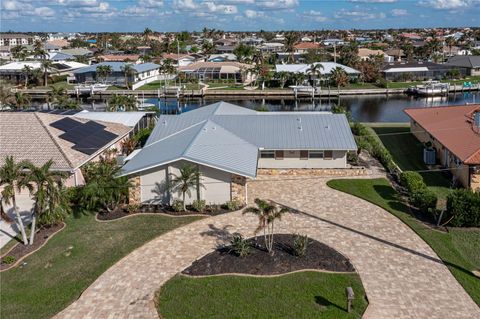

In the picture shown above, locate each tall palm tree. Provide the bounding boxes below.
[23,160,69,245]
[0,86,14,109]
[330,67,349,91]
[445,36,456,57]
[143,27,153,44]
[160,59,176,88]
[96,65,113,83]
[22,65,33,89]
[0,156,29,245]
[307,63,324,87]
[41,60,55,86]
[201,41,215,55]
[107,95,138,112]
[33,39,47,60]
[168,164,204,211]
[243,198,288,255]
[284,32,299,63]
[121,63,136,89]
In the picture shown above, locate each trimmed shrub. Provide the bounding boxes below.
[191,199,206,212]
[293,234,309,257]
[400,171,425,193]
[445,189,480,227]
[126,204,140,214]
[225,200,241,211]
[171,200,184,212]
[2,255,16,264]
[411,188,438,214]
[230,234,250,258]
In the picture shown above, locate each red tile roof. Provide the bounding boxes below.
[294,42,321,50]
[404,105,480,165]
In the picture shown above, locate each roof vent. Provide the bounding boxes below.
[296,117,301,123]
[162,120,167,125]
[298,126,303,131]
[212,126,216,130]
[325,125,330,129]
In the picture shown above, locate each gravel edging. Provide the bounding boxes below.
[95,211,208,222]
[180,268,356,279]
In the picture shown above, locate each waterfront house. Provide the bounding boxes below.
[179,61,253,84]
[446,56,480,76]
[404,105,480,191]
[98,54,141,63]
[275,62,361,81]
[0,33,35,47]
[381,62,468,81]
[120,101,357,205]
[293,42,321,54]
[0,61,88,85]
[73,62,160,89]
[0,112,131,187]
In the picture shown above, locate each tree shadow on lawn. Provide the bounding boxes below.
[315,296,346,312]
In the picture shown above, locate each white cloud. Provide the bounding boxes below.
[303,10,328,22]
[350,0,396,2]
[139,0,164,8]
[335,9,386,20]
[173,0,199,11]
[34,6,56,16]
[257,0,299,9]
[2,0,32,11]
[391,8,407,16]
[420,0,477,9]
[244,9,264,18]
[204,1,238,14]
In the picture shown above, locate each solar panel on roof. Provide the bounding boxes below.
[59,121,105,143]
[62,110,82,115]
[50,117,82,132]
[72,130,118,155]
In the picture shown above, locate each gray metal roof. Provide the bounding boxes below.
[121,101,356,177]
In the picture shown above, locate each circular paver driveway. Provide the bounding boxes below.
[56,177,480,319]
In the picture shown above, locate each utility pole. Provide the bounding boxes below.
[333,42,337,64]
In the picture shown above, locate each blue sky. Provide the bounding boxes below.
[1,0,479,32]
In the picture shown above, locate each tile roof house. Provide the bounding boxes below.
[0,113,131,187]
[275,62,360,79]
[121,101,357,205]
[293,42,321,54]
[404,105,480,191]
[446,56,480,76]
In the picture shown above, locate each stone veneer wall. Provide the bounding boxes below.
[128,176,141,204]
[231,174,247,205]
[257,167,368,177]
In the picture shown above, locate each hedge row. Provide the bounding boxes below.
[445,189,480,227]
[399,171,438,215]
[351,122,397,173]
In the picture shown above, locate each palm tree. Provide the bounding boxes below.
[0,86,14,109]
[121,63,136,89]
[168,164,204,211]
[143,27,153,44]
[274,71,290,88]
[23,160,69,245]
[21,65,33,89]
[96,65,113,84]
[330,67,349,91]
[33,40,47,60]
[306,63,324,87]
[160,59,176,88]
[284,32,299,63]
[201,41,215,55]
[243,198,289,255]
[41,60,55,86]
[11,45,27,61]
[107,95,138,112]
[0,156,29,245]
[445,36,456,57]
[12,92,31,110]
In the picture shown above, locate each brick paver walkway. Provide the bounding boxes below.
[56,177,480,319]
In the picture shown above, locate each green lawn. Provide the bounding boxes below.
[157,272,368,319]
[1,214,201,319]
[327,178,480,306]
[372,126,452,199]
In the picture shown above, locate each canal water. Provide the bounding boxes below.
[82,91,480,123]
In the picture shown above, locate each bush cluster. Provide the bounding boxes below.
[351,122,397,173]
[225,200,241,211]
[172,200,184,212]
[2,255,16,264]
[230,234,251,258]
[293,234,309,257]
[191,199,206,212]
[445,189,480,227]
[399,171,437,215]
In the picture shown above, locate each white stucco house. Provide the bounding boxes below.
[121,102,357,205]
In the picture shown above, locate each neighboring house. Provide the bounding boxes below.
[120,101,357,205]
[381,62,468,81]
[0,112,131,187]
[47,39,70,48]
[0,34,35,47]
[216,45,236,54]
[357,48,386,61]
[404,105,480,191]
[60,48,93,59]
[275,62,361,80]
[179,61,253,84]
[73,62,160,88]
[161,53,203,67]
[258,42,284,53]
[0,61,88,84]
[27,52,75,62]
[293,42,321,54]
[322,39,345,46]
[384,49,405,62]
[99,54,141,63]
[446,56,480,76]
[73,111,155,134]
[208,54,237,62]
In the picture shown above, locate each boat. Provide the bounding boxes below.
[74,83,110,94]
[407,81,449,96]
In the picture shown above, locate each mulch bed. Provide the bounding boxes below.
[0,223,64,271]
[182,234,355,276]
[97,205,240,221]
